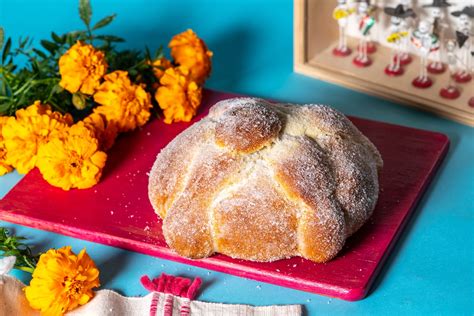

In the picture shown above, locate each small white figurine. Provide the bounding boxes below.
[451,6,474,83]
[440,40,461,99]
[353,0,376,67]
[399,0,415,65]
[384,4,416,76]
[423,0,452,74]
[411,20,440,88]
[332,0,354,56]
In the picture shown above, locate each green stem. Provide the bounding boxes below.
[17,266,35,274]
[87,25,93,44]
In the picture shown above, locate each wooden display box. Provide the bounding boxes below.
[294,0,474,126]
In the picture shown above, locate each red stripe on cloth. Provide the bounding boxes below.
[163,294,174,316]
[149,292,160,316]
[180,301,191,316]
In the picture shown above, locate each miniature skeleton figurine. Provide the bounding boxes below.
[451,6,474,83]
[411,20,440,88]
[353,0,376,67]
[440,40,461,99]
[398,0,415,65]
[384,5,416,76]
[357,0,377,55]
[332,0,354,56]
[423,0,452,74]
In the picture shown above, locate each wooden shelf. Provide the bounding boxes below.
[294,0,474,126]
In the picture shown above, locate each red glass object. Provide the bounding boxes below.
[333,46,352,57]
[453,72,472,83]
[353,56,372,67]
[427,62,446,74]
[397,53,412,66]
[439,86,460,99]
[468,97,474,108]
[360,41,377,54]
[0,90,449,301]
[412,76,433,88]
[385,65,404,76]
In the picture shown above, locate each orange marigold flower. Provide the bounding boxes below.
[169,29,213,84]
[155,67,202,124]
[82,112,119,151]
[59,41,108,95]
[36,124,107,190]
[149,57,173,80]
[93,70,152,132]
[24,246,100,315]
[0,116,13,176]
[2,101,72,174]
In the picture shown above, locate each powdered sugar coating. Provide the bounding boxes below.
[148,97,382,263]
[215,101,282,153]
[212,165,298,261]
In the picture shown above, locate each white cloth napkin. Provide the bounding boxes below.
[0,257,301,316]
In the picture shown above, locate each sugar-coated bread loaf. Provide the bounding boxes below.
[148,98,383,263]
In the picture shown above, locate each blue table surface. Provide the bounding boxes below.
[1,0,473,314]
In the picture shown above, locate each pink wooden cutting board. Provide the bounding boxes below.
[0,89,449,301]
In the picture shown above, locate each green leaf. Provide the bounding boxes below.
[2,74,12,96]
[13,75,37,96]
[2,37,11,64]
[32,48,48,59]
[31,59,40,72]
[154,46,164,59]
[0,228,39,274]
[79,0,92,27]
[19,36,29,49]
[66,33,75,46]
[40,40,58,54]
[145,45,152,60]
[51,83,64,95]
[92,14,116,30]
[95,35,124,42]
[0,78,6,95]
[66,31,85,46]
[0,27,4,51]
[3,62,15,72]
[51,32,63,44]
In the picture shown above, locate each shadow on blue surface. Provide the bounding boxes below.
[97,250,134,295]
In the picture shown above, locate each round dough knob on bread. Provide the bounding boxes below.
[148,97,383,263]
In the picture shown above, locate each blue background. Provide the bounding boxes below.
[1,0,473,314]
